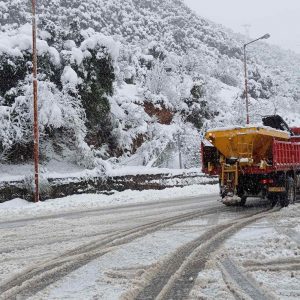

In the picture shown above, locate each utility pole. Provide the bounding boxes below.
[32,0,39,202]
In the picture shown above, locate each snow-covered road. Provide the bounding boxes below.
[0,186,299,299]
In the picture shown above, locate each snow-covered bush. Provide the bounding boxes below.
[0,24,119,166]
[0,77,87,161]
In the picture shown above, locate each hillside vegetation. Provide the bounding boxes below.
[0,0,299,169]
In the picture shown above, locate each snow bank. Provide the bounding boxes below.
[0,198,31,209]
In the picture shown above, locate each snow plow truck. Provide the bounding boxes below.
[201,115,300,207]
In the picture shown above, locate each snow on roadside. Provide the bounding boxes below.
[107,166,202,177]
[225,204,300,263]
[249,270,300,300]
[225,220,299,261]
[0,161,204,182]
[0,184,219,221]
[0,161,86,182]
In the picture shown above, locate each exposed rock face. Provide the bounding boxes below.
[144,102,174,125]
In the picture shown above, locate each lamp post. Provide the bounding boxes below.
[243,33,270,124]
[32,0,39,202]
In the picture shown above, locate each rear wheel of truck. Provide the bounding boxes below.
[268,194,278,207]
[280,177,295,207]
[239,196,247,206]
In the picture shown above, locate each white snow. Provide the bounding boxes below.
[207,124,290,134]
[0,181,298,299]
[0,24,56,57]
[61,66,80,85]
[80,33,120,62]
[0,161,86,182]
[189,203,300,299]
[48,47,61,66]
[37,226,208,300]
[0,2,299,298]
[107,165,202,177]
[70,47,84,65]
[0,159,207,182]
[0,184,219,221]
[64,40,76,50]
[218,84,240,107]
[0,198,31,209]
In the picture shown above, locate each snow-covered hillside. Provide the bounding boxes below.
[0,0,299,170]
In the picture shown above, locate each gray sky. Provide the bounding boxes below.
[184,0,300,54]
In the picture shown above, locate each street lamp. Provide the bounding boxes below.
[243,34,270,124]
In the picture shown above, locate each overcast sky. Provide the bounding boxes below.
[184,0,300,54]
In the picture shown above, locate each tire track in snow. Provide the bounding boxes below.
[0,194,219,229]
[243,257,300,272]
[0,203,232,299]
[219,256,274,300]
[129,208,278,300]
[0,196,219,257]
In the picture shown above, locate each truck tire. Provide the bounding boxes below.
[239,196,247,206]
[280,177,295,207]
[267,194,278,207]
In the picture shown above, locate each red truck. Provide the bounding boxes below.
[201,115,300,207]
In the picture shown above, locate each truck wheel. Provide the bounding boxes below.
[239,196,247,206]
[268,194,278,207]
[280,177,295,207]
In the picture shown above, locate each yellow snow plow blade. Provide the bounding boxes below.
[205,126,290,165]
